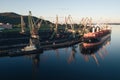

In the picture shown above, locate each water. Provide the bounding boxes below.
[0,25,120,80]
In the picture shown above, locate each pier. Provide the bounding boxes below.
[0,11,112,57]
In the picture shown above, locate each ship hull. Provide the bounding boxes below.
[82,34,111,48]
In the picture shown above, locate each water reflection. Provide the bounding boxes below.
[32,54,40,80]
[23,37,41,80]
[68,46,77,64]
[55,49,60,59]
[26,54,40,80]
[79,36,111,65]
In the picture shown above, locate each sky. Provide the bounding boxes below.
[0,0,120,23]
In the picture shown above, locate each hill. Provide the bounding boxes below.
[0,12,52,26]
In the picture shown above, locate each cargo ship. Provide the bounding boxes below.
[82,25,111,48]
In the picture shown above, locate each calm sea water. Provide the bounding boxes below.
[0,25,120,80]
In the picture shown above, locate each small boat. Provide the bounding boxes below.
[83,25,111,48]
[7,38,43,57]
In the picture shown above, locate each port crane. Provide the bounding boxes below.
[28,11,43,39]
[20,16,25,33]
[80,17,92,36]
[65,15,76,38]
[50,15,58,39]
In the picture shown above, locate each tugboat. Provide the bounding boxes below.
[82,24,111,48]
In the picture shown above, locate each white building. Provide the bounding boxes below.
[0,23,12,29]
